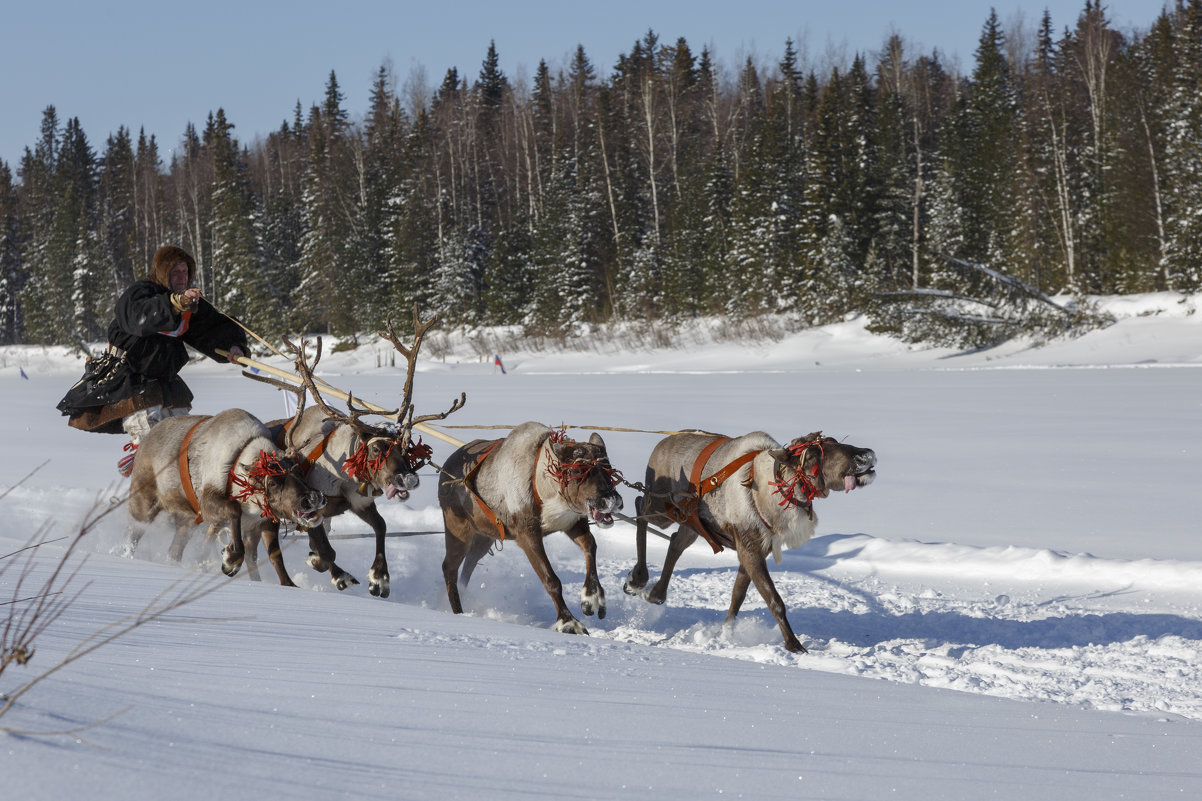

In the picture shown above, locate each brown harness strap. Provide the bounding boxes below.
[274,420,336,476]
[464,441,507,540]
[179,417,213,524]
[699,450,760,497]
[531,441,548,513]
[272,417,296,448]
[680,437,762,554]
[301,430,336,475]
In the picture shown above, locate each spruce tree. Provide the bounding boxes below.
[0,161,22,344]
[958,10,1018,266]
[359,64,408,330]
[297,72,359,335]
[133,130,166,271]
[206,109,275,336]
[97,127,137,307]
[20,111,100,344]
[869,35,919,295]
[387,105,440,317]
[1161,0,1202,289]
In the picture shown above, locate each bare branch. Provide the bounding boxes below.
[1,483,229,736]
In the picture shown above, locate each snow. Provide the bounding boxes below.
[3,293,1202,799]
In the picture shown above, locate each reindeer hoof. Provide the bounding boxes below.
[221,545,243,577]
[643,589,666,605]
[331,573,360,591]
[307,552,331,572]
[369,573,390,598]
[554,619,590,635]
[581,589,606,619]
[622,577,645,595]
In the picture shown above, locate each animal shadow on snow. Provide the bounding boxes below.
[617,533,1202,652]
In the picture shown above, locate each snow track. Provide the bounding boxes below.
[66,488,1202,722]
[586,530,1202,719]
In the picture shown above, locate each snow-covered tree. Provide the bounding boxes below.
[1161,0,1202,289]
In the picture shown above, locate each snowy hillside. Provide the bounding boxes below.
[3,293,1201,800]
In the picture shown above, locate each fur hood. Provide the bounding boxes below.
[148,245,196,289]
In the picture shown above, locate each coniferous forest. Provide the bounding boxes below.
[1,2,1199,351]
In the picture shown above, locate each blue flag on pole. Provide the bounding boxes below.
[493,355,506,374]
[19,367,28,380]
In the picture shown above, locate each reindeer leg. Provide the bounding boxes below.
[737,546,806,653]
[355,506,389,598]
[623,495,650,595]
[458,533,494,590]
[564,520,605,620]
[304,521,359,592]
[167,519,193,563]
[644,524,699,605]
[726,564,752,620]
[258,520,297,587]
[124,488,160,557]
[442,530,471,614]
[243,527,263,582]
[221,514,245,577]
[517,531,588,635]
[303,520,335,571]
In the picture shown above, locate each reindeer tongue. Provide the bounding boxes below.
[844,475,857,493]
[385,484,398,500]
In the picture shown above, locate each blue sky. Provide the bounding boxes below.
[1,0,1163,168]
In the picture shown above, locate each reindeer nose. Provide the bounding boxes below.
[857,450,877,470]
[307,492,327,512]
[598,491,624,512]
[403,472,420,490]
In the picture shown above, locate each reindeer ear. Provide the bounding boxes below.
[550,440,573,460]
[588,432,605,448]
[767,447,792,464]
[789,433,824,450]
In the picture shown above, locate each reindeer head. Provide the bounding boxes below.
[232,449,327,528]
[342,427,433,501]
[766,432,876,507]
[546,432,624,527]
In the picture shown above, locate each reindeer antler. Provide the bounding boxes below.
[379,304,466,449]
[241,360,309,452]
[289,335,397,442]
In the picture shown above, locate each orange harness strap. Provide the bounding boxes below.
[274,420,336,476]
[464,441,507,540]
[531,442,547,513]
[677,437,762,554]
[179,417,213,524]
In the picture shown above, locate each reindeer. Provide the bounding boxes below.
[437,423,624,635]
[255,309,465,597]
[126,408,327,584]
[622,431,876,652]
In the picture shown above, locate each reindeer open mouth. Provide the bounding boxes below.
[294,493,327,527]
[589,494,623,528]
[384,472,419,502]
[843,450,878,493]
[297,509,324,527]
